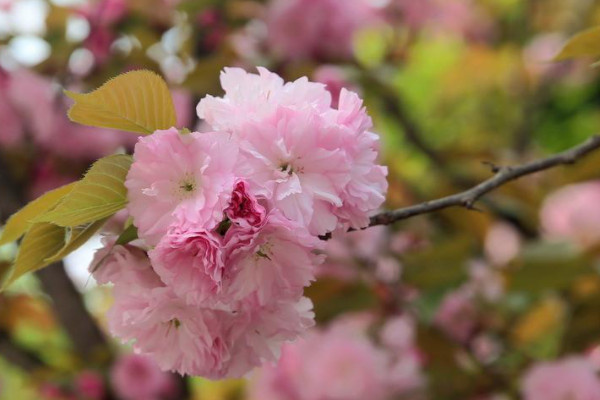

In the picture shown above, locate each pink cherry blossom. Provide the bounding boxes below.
[223,211,322,306]
[521,356,600,400]
[226,297,316,379]
[328,90,388,229]
[89,237,161,289]
[150,226,225,306]
[238,107,352,234]
[110,354,176,400]
[265,0,383,61]
[108,287,235,378]
[197,67,332,133]
[199,68,387,234]
[125,128,238,245]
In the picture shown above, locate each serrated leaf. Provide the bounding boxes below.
[45,219,108,263]
[5,223,65,287]
[36,154,132,227]
[65,70,177,134]
[554,26,600,61]
[0,183,76,246]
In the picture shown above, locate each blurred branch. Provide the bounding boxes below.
[0,329,47,372]
[367,135,600,228]
[36,263,111,364]
[372,80,538,237]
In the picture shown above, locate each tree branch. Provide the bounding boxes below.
[36,263,111,364]
[0,329,47,372]
[368,135,600,228]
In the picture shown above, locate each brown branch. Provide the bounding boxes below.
[368,135,600,228]
[0,329,47,372]
[36,263,111,364]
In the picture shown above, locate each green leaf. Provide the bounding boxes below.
[45,219,108,263]
[0,183,76,246]
[35,154,132,227]
[554,26,600,61]
[65,70,177,134]
[116,224,138,245]
[5,223,65,287]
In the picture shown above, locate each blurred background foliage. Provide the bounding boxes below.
[2,0,600,399]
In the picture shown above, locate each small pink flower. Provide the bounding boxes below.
[150,227,225,306]
[521,356,600,400]
[110,354,176,400]
[125,128,238,245]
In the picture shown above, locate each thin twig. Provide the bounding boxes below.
[368,135,600,228]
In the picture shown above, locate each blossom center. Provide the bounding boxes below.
[176,173,198,199]
[255,242,274,261]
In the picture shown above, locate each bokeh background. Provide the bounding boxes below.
[2,0,600,399]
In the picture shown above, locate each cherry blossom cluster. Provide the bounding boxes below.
[91,67,388,378]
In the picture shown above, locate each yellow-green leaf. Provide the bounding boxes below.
[554,26,600,61]
[0,183,76,246]
[5,223,65,287]
[45,218,108,263]
[35,154,132,227]
[65,70,177,134]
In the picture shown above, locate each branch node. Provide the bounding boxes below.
[481,161,501,173]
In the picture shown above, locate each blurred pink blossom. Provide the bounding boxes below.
[249,314,423,400]
[434,287,478,343]
[74,371,104,400]
[540,181,600,247]
[484,222,521,266]
[7,69,136,160]
[521,356,600,400]
[390,0,492,40]
[523,33,570,81]
[265,0,383,61]
[313,65,357,108]
[0,69,23,147]
[110,354,176,400]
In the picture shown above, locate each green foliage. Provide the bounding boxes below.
[35,155,132,227]
[65,70,177,134]
[6,223,65,287]
[0,183,75,246]
[554,26,600,61]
